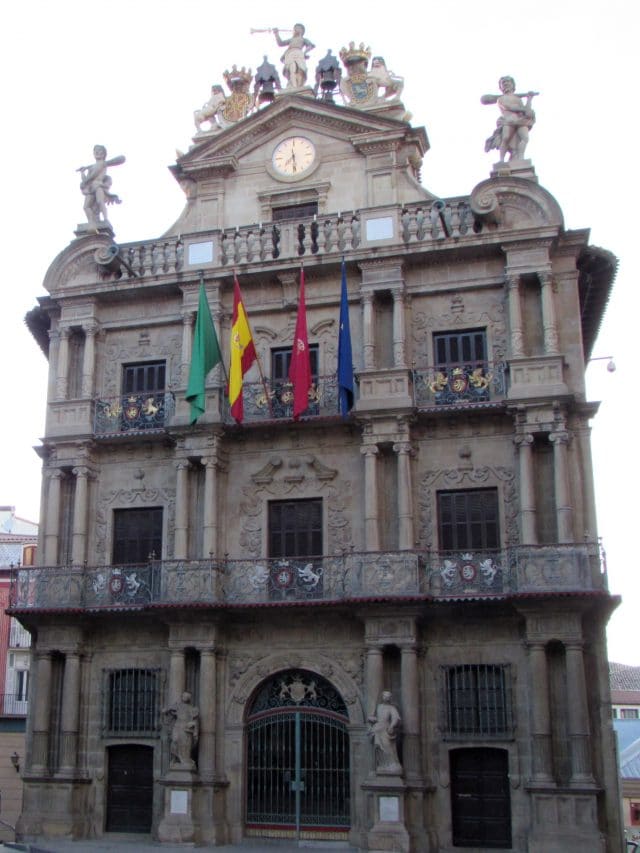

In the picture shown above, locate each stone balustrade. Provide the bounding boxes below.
[9,543,605,612]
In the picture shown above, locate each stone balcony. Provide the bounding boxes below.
[9,544,606,614]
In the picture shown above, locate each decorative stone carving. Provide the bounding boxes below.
[163,691,200,770]
[194,84,227,134]
[412,299,507,369]
[482,77,538,162]
[339,42,405,113]
[368,691,402,775]
[78,145,125,228]
[95,485,176,562]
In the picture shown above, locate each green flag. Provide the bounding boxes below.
[185,283,222,424]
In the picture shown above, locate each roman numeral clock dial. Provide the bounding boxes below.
[272,136,316,177]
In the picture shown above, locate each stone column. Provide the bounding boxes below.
[391,286,407,368]
[44,470,63,565]
[506,275,525,357]
[550,430,573,543]
[528,642,553,782]
[81,323,98,398]
[181,310,195,385]
[71,466,90,565]
[58,652,81,775]
[365,646,384,718]
[31,651,52,774]
[565,642,594,784]
[362,291,376,369]
[202,456,219,559]
[361,446,380,551]
[394,441,414,550]
[198,649,217,781]
[168,649,186,703]
[55,327,71,400]
[174,461,191,560]
[539,273,559,355]
[400,645,420,778]
[514,434,537,544]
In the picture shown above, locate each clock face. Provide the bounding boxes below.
[272,136,316,177]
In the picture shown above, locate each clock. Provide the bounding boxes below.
[272,136,316,177]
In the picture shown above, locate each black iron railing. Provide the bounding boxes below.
[222,375,341,423]
[8,544,605,612]
[94,391,175,435]
[413,361,507,407]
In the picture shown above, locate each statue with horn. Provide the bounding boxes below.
[78,145,125,228]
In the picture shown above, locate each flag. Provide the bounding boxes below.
[185,283,222,424]
[289,267,312,420]
[337,260,354,415]
[229,275,257,423]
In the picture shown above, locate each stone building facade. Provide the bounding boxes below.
[12,45,621,852]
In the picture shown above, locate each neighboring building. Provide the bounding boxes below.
[11,38,622,853]
[610,663,640,844]
[0,506,37,840]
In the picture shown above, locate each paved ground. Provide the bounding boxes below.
[1,839,356,852]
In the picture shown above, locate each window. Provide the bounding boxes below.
[631,802,640,826]
[272,202,318,222]
[438,489,500,552]
[431,330,491,404]
[104,668,161,736]
[16,669,29,702]
[113,508,163,564]
[434,329,486,367]
[621,708,640,719]
[117,361,168,432]
[122,361,166,394]
[269,499,322,559]
[270,345,319,418]
[443,665,511,737]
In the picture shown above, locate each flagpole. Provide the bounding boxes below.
[202,271,230,388]
[233,270,274,419]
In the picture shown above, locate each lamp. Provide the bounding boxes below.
[588,355,616,373]
[10,751,20,772]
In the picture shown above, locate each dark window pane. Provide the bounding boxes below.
[269,499,322,558]
[122,361,166,394]
[434,330,486,366]
[438,490,499,552]
[113,508,163,564]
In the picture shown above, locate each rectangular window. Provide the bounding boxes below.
[16,669,29,702]
[113,507,163,564]
[269,499,322,558]
[621,708,640,719]
[434,329,487,367]
[272,202,318,222]
[438,489,500,552]
[271,345,319,383]
[443,665,511,737]
[122,361,166,394]
[104,668,160,736]
[270,345,319,418]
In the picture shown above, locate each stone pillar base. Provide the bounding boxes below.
[158,768,199,844]
[362,776,410,853]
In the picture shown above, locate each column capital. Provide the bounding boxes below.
[72,465,93,479]
[181,310,196,326]
[390,284,405,302]
[360,444,379,458]
[175,459,192,472]
[538,271,555,290]
[83,322,100,337]
[514,433,534,448]
[58,326,72,340]
[505,274,520,290]
[549,430,571,446]
[393,441,414,456]
[361,290,374,306]
[46,469,65,481]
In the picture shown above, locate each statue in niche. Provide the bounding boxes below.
[273,23,315,89]
[482,76,538,162]
[78,145,125,228]
[164,691,200,769]
[194,84,226,133]
[368,690,402,774]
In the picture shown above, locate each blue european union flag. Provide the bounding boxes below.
[337,260,354,416]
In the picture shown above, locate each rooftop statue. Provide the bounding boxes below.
[78,145,125,229]
[273,23,315,90]
[254,56,282,105]
[339,42,406,113]
[482,76,538,162]
[194,84,226,134]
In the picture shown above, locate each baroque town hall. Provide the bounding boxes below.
[11,30,621,853]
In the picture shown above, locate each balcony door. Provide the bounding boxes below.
[113,507,163,565]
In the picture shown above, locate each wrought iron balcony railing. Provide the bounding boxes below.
[8,544,605,612]
[222,375,340,423]
[94,391,175,436]
[0,692,29,717]
[413,361,507,407]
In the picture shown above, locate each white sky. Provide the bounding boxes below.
[1,1,636,662]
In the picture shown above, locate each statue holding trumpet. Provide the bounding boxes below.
[251,24,315,90]
[482,77,539,163]
[77,145,125,228]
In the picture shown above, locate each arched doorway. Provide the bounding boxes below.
[246,670,350,841]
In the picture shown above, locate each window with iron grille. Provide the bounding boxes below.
[269,499,322,559]
[443,665,512,737]
[437,489,500,552]
[104,668,161,736]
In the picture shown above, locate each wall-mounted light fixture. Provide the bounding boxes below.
[588,355,616,373]
[10,751,20,773]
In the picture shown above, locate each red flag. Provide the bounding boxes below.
[229,275,257,424]
[289,267,312,419]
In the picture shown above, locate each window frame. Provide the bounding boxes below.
[442,664,513,739]
[102,667,162,737]
[437,488,500,553]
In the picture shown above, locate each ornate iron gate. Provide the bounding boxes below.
[246,671,350,839]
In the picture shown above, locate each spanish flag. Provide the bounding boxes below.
[228,275,257,423]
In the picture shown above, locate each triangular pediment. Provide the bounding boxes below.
[172,93,428,182]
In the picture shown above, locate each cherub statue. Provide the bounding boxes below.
[273,23,315,89]
[194,84,226,133]
[78,145,125,228]
[482,76,538,162]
